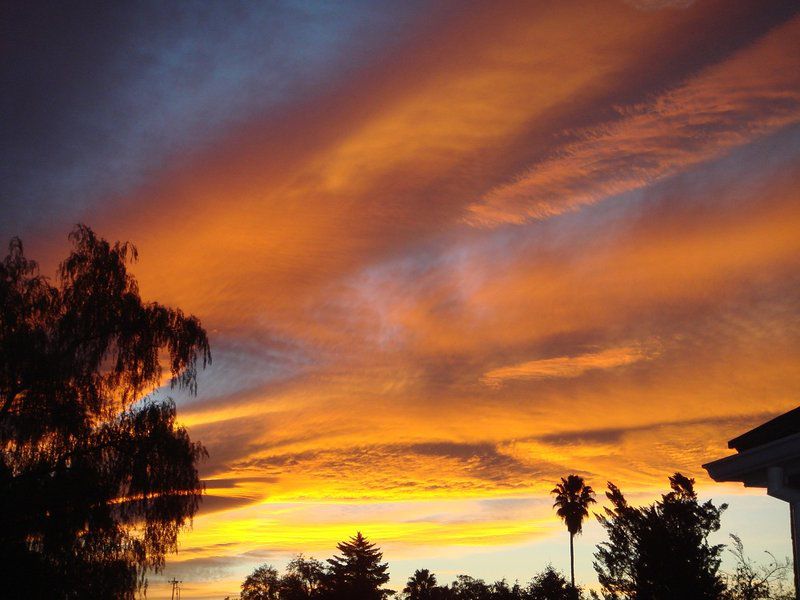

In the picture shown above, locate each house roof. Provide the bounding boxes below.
[703,405,800,488]
[703,431,800,487]
[728,406,800,451]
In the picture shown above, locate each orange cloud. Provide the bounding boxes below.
[480,345,657,387]
[467,15,800,226]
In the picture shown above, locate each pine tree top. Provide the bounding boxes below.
[326,531,390,589]
[334,532,382,558]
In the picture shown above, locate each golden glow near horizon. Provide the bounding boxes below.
[18,2,800,598]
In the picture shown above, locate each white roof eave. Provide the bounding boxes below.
[702,431,800,486]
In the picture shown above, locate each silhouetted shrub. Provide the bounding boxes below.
[594,473,727,600]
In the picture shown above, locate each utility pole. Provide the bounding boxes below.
[169,578,182,600]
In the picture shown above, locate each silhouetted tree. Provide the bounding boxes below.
[404,569,440,600]
[490,578,522,600]
[448,575,492,600]
[0,226,210,598]
[526,566,578,600]
[594,473,727,600]
[242,564,282,600]
[282,555,326,599]
[552,475,596,589]
[324,532,392,599]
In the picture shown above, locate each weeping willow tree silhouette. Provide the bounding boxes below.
[0,225,210,598]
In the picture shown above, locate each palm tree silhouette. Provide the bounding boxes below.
[403,569,438,600]
[551,474,596,589]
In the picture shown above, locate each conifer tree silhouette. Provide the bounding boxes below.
[594,473,727,600]
[325,532,392,600]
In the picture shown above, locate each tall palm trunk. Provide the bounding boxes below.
[569,531,575,588]
[552,474,596,599]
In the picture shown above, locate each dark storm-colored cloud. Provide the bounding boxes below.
[408,442,534,483]
[199,495,258,516]
[534,412,780,448]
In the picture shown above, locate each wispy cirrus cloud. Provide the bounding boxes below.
[467,16,800,226]
[480,345,657,387]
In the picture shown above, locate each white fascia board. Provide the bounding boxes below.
[702,431,800,487]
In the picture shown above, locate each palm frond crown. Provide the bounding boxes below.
[551,474,596,536]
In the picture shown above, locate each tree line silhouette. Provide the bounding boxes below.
[232,476,792,600]
[233,545,579,600]
[0,228,793,599]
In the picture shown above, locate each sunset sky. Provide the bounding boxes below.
[3,1,800,597]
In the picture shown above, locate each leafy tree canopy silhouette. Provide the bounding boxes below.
[242,564,282,600]
[594,473,727,600]
[0,226,210,598]
[449,574,492,600]
[527,566,579,600]
[238,554,599,600]
[282,555,327,600]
